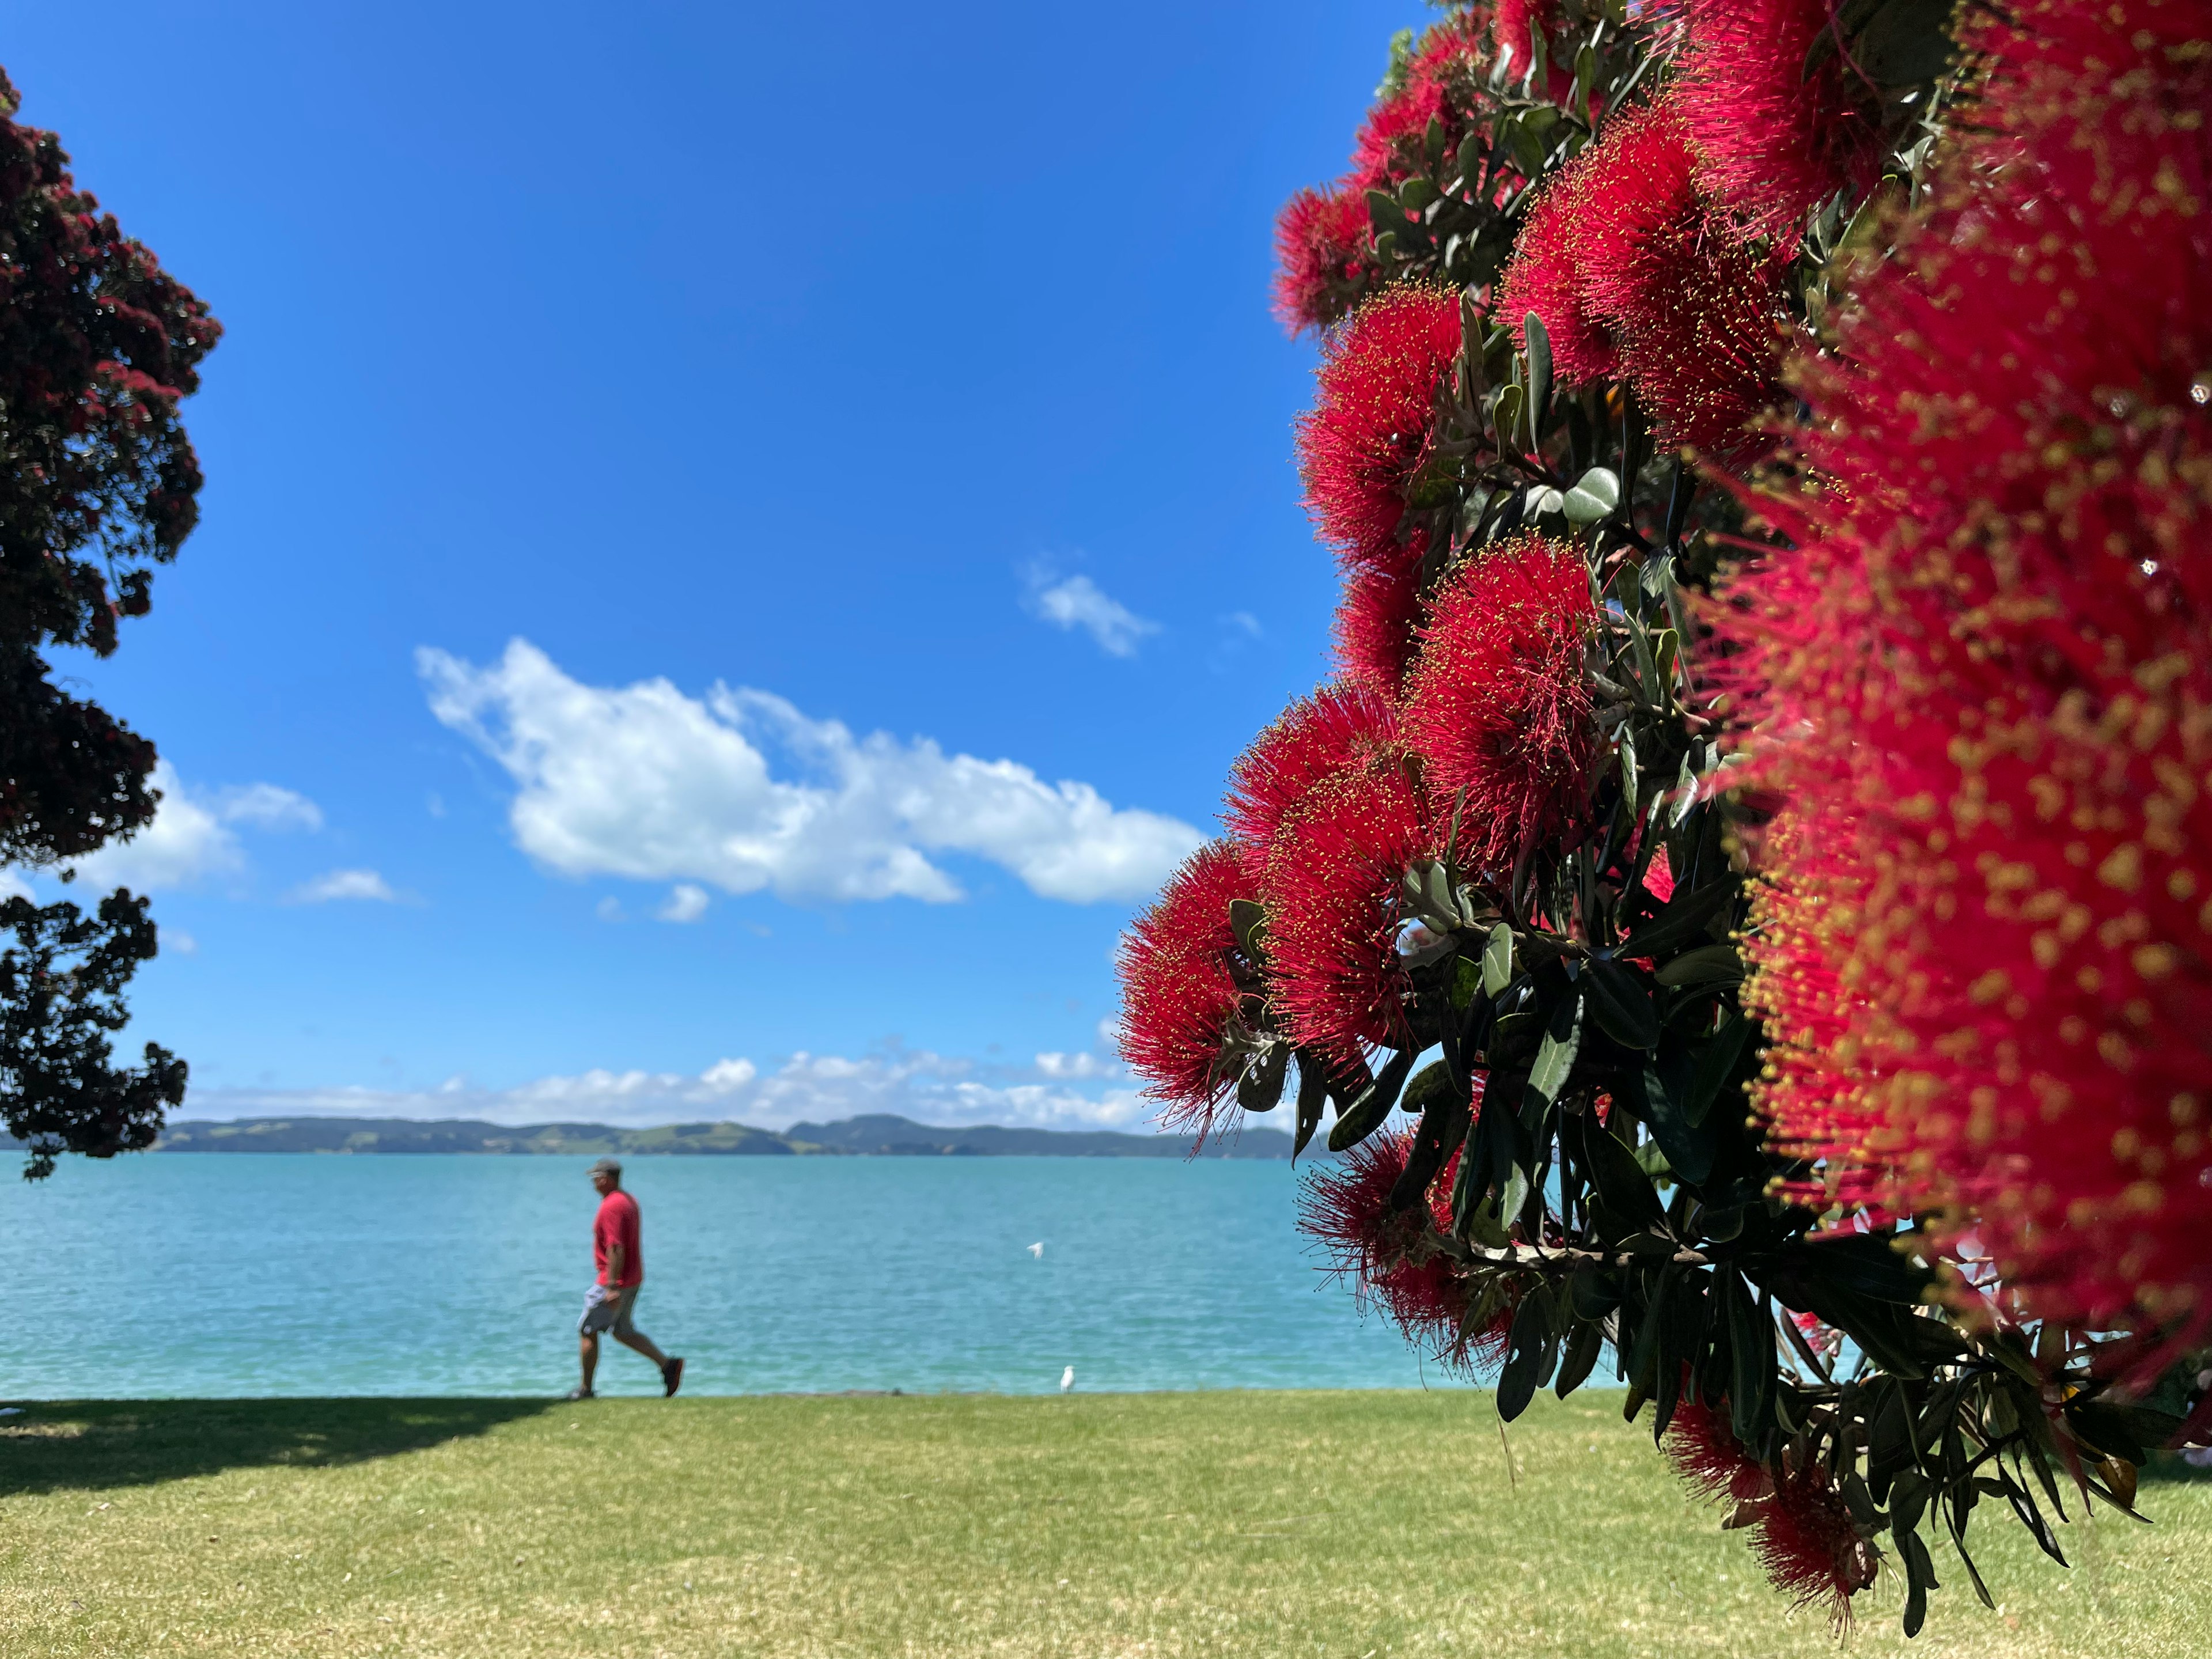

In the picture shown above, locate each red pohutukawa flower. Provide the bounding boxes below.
[1300,1122,1513,1370]
[1666,1396,1878,1626]
[1272,9,1533,334]
[1331,554,1426,693]
[1266,762,1434,1070]
[1349,7,1495,192]
[1224,681,1400,861]
[1272,182,1374,336]
[1675,0,1891,244]
[1297,284,1464,571]
[1497,93,1785,453]
[1720,0,2212,1359]
[1116,840,1263,1141]
[1404,537,1599,870]
[1491,170,1619,384]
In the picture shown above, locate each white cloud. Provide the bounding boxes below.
[211,784,323,831]
[417,639,1200,905]
[60,762,320,893]
[180,1046,1153,1132]
[1024,569,1160,658]
[291,868,401,904]
[657,882,710,923]
[165,929,199,955]
[595,896,626,922]
[1035,1050,1118,1080]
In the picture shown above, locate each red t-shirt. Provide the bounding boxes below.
[593,1190,642,1287]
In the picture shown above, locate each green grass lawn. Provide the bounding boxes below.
[2,1391,2207,1657]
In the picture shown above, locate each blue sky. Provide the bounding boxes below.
[5,0,1422,1129]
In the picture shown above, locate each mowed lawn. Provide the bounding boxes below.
[2,1392,2208,1658]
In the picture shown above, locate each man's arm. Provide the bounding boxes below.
[602,1238,624,1287]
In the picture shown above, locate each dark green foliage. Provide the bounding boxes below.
[0,891,186,1179]
[0,65,216,1173]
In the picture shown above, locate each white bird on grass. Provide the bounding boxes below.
[1060,1366,1075,1393]
[1027,1241,1044,1258]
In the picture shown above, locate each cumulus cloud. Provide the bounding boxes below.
[657,883,710,923]
[1023,569,1160,658]
[417,639,1200,904]
[291,868,402,904]
[61,762,320,893]
[182,1046,1152,1132]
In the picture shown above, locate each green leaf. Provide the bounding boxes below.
[1525,989,1583,1108]
[1422,860,1461,929]
[1398,1059,1455,1118]
[1722,1269,1766,1446]
[1854,0,1957,88]
[1364,188,1403,241]
[1522,311,1552,446]
[1291,1058,1329,1160]
[1480,923,1515,997]
[1495,1293,1553,1422]
[1683,1009,1751,1129]
[1397,176,1438,213]
[1653,942,1740,989]
[1559,465,1620,525]
[1896,1522,1937,1638]
[1581,1111,1664,1233]
[1228,897,1268,961]
[1235,1042,1288,1113]
[1616,728,1639,815]
[1327,1047,1416,1153]
[1449,955,1483,1013]
[1454,131,1486,194]
[1584,959,1660,1051]
[1555,1316,1604,1400]
[1615,880,1735,962]
[1491,383,1524,454]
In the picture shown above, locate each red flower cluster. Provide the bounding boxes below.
[1674,0,1890,244]
[1224,683,1399,859]
[1272,184,1373,341]
[1266,762,1435,1071]
[1299,1122,1513,1369]
[1665,1396,1878,1625]
[1296,282,1465,691]
[1331,560,1429,693]
[1271,9,1516,333]
[1721,0,2212,1356]
[1115,840,1263,1141]
[1405,537,1599,870]
[1497,93,1785,453]
[1297,284,1464,571]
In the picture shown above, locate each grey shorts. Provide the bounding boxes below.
[579,1282,640,1339]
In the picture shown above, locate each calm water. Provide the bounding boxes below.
[5,1154,1453,1399]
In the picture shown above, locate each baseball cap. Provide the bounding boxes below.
[588,1157,622,1177]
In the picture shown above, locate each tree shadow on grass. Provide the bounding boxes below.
[0,1398,555,1498]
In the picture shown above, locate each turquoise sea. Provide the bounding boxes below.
[6,1154,1455,1399]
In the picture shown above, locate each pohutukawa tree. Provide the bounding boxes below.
[1,67,211,1177]
[1119,0,2212,1634]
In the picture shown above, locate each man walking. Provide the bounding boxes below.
[569,1158,683,1399]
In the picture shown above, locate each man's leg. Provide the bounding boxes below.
[578,1330,600,1393]
[610,1287,681,1394]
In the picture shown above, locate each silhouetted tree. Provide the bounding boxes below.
[1,65,216,1175]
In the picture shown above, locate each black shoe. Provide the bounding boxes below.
[564,1387,595,1400]
[662,1357,684,1397]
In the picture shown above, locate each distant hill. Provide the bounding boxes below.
[125,1112,1295,1160]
